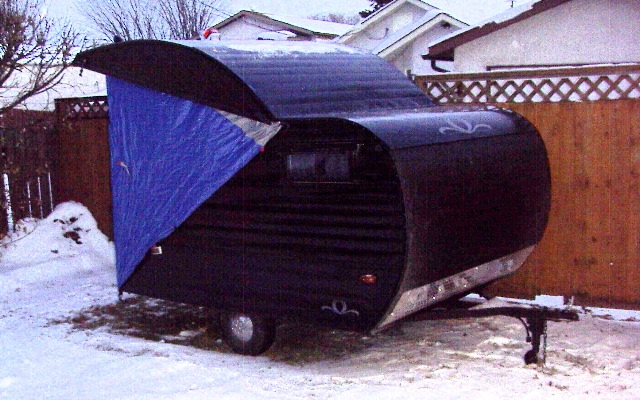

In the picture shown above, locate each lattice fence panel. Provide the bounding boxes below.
[55,96,109,120]
[416,66,640,104]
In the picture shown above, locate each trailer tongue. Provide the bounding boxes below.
[413,298,579,365]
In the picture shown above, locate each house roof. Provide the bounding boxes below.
[337,0,436,44]
[213,10,353,39]
[262,13,353,36]
[336,0,466,59]
[426,0,574,61]
[373,11,466,57]
[362,0,436,22]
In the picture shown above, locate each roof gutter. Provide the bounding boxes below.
[422,49,454,62]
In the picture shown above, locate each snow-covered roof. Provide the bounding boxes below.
[354,0,528,27]
[412,0,533,25]
[337,0,506,56]
[263,13,353,36]
[427,0,573,60]
[337,0,436,43]
[213,10,353,39]
[224,0,371,21]
[363,0,435,22]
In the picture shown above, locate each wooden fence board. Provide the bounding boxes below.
[485,100,640,307]
[419,65,640,307]
[54,98,112,237]
[619,100,640,302]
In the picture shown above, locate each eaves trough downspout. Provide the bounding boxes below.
[422,50,453,73]
[430,59,449,73]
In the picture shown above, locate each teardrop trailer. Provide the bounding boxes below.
[73,40,577,363]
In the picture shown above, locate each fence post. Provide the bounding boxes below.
[3,173,14,232]
[47,172,54,214]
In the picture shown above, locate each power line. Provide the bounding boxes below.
[196,0,236,20]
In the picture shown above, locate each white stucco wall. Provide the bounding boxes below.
[454,0,640,72]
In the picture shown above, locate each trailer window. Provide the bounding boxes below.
[287,152,350,182]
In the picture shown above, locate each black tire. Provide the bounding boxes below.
[219,312,276,356]
[524,349,539,365]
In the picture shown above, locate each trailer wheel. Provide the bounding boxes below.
[524,349,538,365]
[220,312,276,356]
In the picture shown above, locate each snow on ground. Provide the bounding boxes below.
[1,202,639,399]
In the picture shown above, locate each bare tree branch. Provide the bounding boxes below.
[77,0,228,41]
[76,0,159,41]
[309,13,360,25]
[0,0,82,114]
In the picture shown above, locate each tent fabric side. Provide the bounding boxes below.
[107,77,280,287]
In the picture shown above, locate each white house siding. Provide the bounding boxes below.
[218,18,290,41]
[343,2,433,51]
[215,13,352,42]
[385,22,456,75]
[453,0,640,72]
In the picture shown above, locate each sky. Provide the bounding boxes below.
[42,0,372,31]
[42,0,533,36]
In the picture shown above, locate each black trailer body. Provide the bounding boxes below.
[73,40,551,353]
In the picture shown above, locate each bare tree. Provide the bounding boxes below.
[158,0,221,40]
[359,0,393,18]
[0,0,81,114]
[77,0,228,41]
[309,13,360,25]
[77,0,159,40]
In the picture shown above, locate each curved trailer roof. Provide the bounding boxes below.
[73,40,434,123]
[73,40,527,148]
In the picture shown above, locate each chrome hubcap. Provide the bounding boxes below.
[229,314,254,343]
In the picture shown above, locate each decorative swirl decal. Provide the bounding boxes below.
[322,300,360,316]
[439,118,492,135]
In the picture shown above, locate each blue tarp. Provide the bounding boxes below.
[107,77,266,287]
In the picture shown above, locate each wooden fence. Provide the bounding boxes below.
[415,65,640,308]
[0,109,55,234]
[53,96,112,237]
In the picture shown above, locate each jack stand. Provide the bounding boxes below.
[412,301,579,365]
[520,315,548,364]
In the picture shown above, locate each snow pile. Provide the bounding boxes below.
[0,202,114,293]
